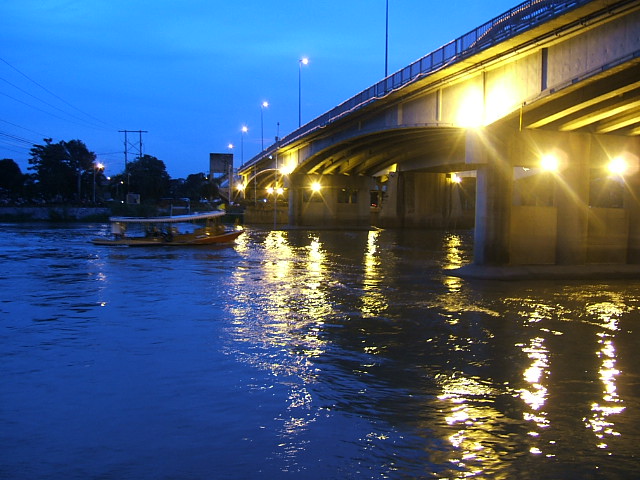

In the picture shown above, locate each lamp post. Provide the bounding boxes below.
[227,143,234,204]
[239,125,256,206]
[240,125,247,165]
[274,121,280,229]
[385,0,389,77]
[93,162,104,203]
[299,57,308,127]
[260,101,269,151]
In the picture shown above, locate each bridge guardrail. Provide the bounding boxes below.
[243,0,591,170]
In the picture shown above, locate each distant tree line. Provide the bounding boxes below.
[0,138,220,206]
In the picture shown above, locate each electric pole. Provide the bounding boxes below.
[118,130,148,171]
[118,130,147,195]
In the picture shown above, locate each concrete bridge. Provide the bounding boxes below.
[238,0,640,267]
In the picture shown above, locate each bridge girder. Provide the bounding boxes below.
[298,126,466,177]
[520,60,640,134]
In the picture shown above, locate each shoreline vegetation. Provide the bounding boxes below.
[0,206,112,222]
[0,203,244,224]
[0,203,178,223]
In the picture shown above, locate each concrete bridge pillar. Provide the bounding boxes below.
[471,127,593,266]
[377,172,402,228]
[554,133,591,265]
[471,127,639,267]
[623,137,640,263]
[627,171,640,263]
[471,128,513,265]
[288,173,373,227]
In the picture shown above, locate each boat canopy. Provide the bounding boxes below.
[109,211,225,224]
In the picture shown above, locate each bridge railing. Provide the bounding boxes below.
[242,0,591,170]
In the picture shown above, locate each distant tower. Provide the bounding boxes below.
[118,130,148,171]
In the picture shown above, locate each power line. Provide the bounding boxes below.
[0,130,35,146]
[0,143,29,156]
[0,56,113,130]
[0,75,109,131]
[0,118,48,139]
[0,90,106,131]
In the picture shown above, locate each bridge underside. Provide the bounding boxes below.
[301,127,467,177]
[520,60,640,135]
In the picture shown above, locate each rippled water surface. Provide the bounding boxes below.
[1,223,639,479]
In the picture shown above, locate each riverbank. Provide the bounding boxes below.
[0,206,111,222]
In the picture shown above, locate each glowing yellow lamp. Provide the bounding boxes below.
[607,156,627,176]
[540,154,559,172]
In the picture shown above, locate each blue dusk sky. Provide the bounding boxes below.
[1,0,520,179]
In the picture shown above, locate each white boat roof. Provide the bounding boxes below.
[109,211,225,223]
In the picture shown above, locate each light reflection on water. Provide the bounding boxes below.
[1,224,640,479]
[585,301,626,449]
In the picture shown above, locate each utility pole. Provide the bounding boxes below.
[274,122,280,229]
[385,0,389,77]
[118,130,148,170]
[118,130,148,194]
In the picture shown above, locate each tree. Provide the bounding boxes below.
[65,139,98,200]
[127,154,170,202]
[28,139,73,201]
[180,173,219,201]
[28,138,96,202]
[0,159,24,198]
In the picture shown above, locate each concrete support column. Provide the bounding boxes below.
[555,134,591,265]
[627,173,640,263]
[377,171,401,228]
[474,163,512,265]
[471,129,512,265]
[287,173,304,226]
[625,138,640,263]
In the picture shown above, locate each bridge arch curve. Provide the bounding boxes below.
[291,125,467,177]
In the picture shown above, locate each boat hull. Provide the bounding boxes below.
[92,229,243,246]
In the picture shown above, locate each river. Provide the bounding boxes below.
[1,223,639,479]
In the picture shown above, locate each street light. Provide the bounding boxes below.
[267,184,285,229]
[385,0,389,77]
[93,162,104,203]
[239,125,257,206]
[310,181,322,193]
[236,182,246,200]
[299,57,309,127]
[227,143,235,204]
[260,101,269,151]
[240,125,248,165]
[540,154,559,172]
[608,156,628,176]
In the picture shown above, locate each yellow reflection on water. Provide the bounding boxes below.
[440,233,480,325]
[264,230,294,281]
[585,301,625,448]
[303,235,332,318]
[517,336,550,435]
[307,236,324,278]
[443,233,464,270]
[437,374,504,477]
[233,228,250,253]
[360,230,387,317]
[228,231,336,462]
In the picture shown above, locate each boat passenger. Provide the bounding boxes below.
[111,222,125,239]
